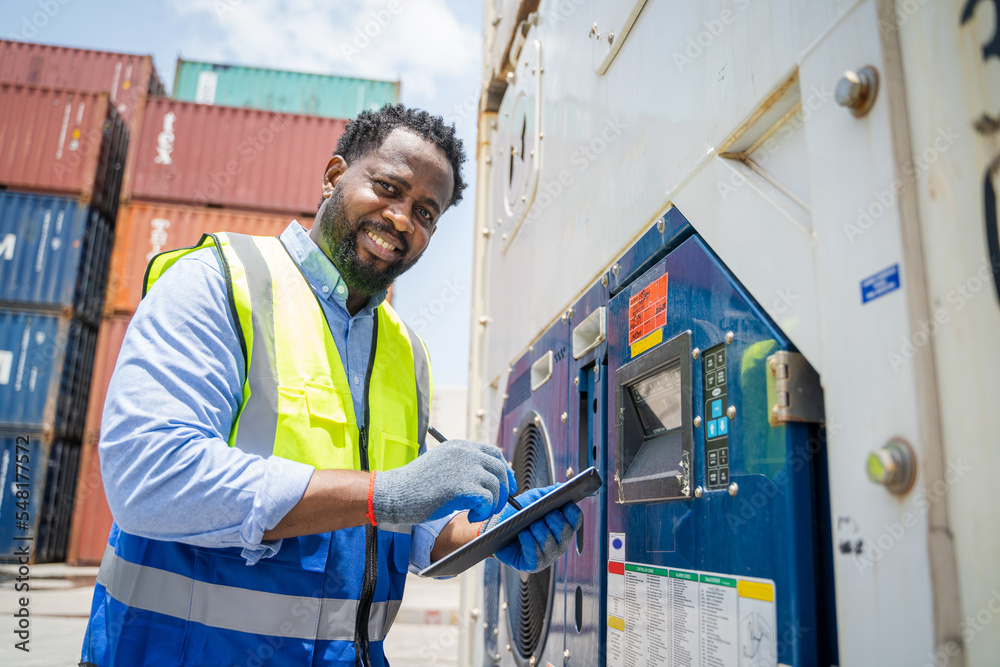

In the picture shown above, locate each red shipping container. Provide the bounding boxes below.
[0,40,165,127]
[106,201,308,314]
[81,314,131,437]
[0,84,129,218]
[125,98,347,215]
[66,431,111,565]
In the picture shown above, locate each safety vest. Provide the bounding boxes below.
[83,232,432,667]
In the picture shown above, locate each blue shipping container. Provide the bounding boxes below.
[0,431,79,563]
[0,310,97,439]
[0,192,114,325]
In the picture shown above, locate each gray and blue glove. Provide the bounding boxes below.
[373,439,517,525]
[480,485,583,573]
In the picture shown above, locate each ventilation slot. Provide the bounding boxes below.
[504,417,555,663]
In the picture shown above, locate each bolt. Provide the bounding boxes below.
[561,412,567,423]
[601,274,609,286]
[725,331,734,345]
[574,376,580,386]
[772,405,779,418]
[494,627,499,636]
[534,415,541,425]
[479,315,490,325]
[769,357,777,374]
[477,409,486,419]
[694,486,703,499]
[594,365,600,376]
[612,263,620,277]
[728,482,739,496]
[727,405,736,419]
[513,427,518,434]
[502,602,508,611]
[485,156,492,165]
[692,348,701,360]
[564,649,571,661]
[503,392,509,401]
[694,416,702,428]
[506,643,511,652]
[657,219,665,233]
[482,227,491,237]
[483,622,488,629]
[590,22,598,38]
[607,31,615,44]
[521,195,527,202]
[835,66,879,117]
[502,233,508,241]
[530,657,536,666]
[471,607,480,619]
[506,71,515,85]
[866,438,916,494]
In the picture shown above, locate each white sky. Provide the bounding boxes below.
[1,0,481,387]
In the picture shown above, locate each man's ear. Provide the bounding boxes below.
[321,156,348,198]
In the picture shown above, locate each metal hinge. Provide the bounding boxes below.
[766,351,825,426]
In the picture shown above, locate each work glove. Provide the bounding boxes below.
[480,485,583,573]
[372,439,517,526]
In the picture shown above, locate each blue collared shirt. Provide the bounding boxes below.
[99,221,448,569]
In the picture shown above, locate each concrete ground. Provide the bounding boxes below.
[0,563,460,666]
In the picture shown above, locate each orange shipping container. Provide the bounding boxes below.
[81,315,131,437]
[66,432,111,565]
[125,98,347,215]
[0,84,129,218]
[106,202,307,314]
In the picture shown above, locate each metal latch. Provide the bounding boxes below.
[766,351,825,426]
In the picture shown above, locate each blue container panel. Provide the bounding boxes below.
[564,279,610,666]
[36,438,81,563]
[0,193,114,323]
[0,310,98,438]
[0,433,50,560]
[605,224,822,666]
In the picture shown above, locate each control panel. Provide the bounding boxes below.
[701,343,731,489]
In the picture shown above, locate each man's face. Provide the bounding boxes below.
[313,128,454,298]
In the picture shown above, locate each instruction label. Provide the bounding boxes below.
[628,273,668,345]
[607,562,776,667]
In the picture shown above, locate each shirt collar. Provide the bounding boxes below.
[278,221,387,317]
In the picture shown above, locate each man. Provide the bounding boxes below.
[81,105,581,666]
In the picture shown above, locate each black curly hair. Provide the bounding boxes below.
[333,103,467,209]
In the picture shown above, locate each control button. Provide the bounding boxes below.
[716,350,726,366]
[719,448,729,465]
[707,420,718,438]
[708,450,718,467]
[718,416,728,435]
[719,468,729,485]
[706,355,715,371]
[706,372,716,389]
[716,369,726,385]
[708,470,719,485]
[711,399,723,418]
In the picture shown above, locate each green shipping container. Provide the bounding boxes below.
[172,59,400,119]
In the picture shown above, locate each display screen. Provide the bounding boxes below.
[629,362,683,437]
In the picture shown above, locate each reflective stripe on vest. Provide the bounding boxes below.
[96,545,401,642]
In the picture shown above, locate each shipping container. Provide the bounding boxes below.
[173,59,399,119]
[106,203,304,314]
[0,84,129,219]
[0,192,114,324]
[80,316,130,437]
[0,309,97,439]
[67,431,111,565]
[0,40,165,126]
[125,98,346,215]
[0,431,79,563]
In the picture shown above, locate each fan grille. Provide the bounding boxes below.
[503,418,554,663]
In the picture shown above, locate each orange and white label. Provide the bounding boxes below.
[628,273,668,345]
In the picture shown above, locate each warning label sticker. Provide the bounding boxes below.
[606,561,776,667]
[628,273,668,345]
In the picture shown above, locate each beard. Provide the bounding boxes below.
[319,187,418,297]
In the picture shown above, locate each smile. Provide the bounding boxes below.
[366,230,400,253]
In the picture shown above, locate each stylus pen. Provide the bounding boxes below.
[427,426,523,511]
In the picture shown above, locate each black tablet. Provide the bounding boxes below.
[418,467,603,578]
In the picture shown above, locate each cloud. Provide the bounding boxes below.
[165,0,479,99]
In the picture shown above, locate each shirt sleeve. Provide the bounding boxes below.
[408,512,460,576]
[98,248,315,565]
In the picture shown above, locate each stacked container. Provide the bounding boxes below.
[0,79,129,563]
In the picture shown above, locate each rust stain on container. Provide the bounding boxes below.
[106,202,307,315]
[0,84,129,218]
[125,98,347,215]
